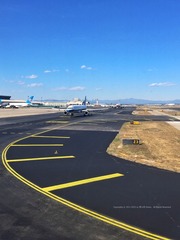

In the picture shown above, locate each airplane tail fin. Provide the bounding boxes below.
[26,96,34,104]
[82,96,87,105]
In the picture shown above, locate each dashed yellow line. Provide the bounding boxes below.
[12,144,64,147]
[43,173,123,192]
[7,155,75,163]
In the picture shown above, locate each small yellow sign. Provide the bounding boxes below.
[130,121,140,125]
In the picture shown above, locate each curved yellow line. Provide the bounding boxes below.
[2,137,170,240]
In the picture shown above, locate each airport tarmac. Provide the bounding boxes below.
[0,107,60,118]
[147,109,180,130]
[0,108,180,240]
[167,121,180,130]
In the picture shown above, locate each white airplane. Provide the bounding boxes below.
[64,96,90,116]
[4,96,34,108]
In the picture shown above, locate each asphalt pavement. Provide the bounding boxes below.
[1,108,180,240]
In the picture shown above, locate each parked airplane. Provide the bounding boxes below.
[4,96,34,108]
[64,96,90,116]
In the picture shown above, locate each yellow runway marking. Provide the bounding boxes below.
[12,144,64,147]
[1,131,170,240]
[43,173,123,192]
[31,135,70,139]
[7,155,75,163]
[46,121,69,124]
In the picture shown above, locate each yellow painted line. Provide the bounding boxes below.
[31,135,70,139]
[43,173,123,192]
[82,120,118,123]
[7,155,75,163]
[46,121,69,124]
[12,144,64,147]
[59,115,67,117]
[81,123,98,125]
[1,133,170,240]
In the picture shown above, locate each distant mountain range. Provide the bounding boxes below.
[42,98,180,105]
[97,98,180,105]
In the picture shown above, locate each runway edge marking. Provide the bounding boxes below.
[2,136,170,240]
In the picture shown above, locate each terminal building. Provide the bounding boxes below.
[0,95,11,100]
[0,95,11,107]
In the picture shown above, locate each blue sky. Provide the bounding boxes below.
[0,0,180,101]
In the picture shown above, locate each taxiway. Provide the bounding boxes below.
[1,108,179,240]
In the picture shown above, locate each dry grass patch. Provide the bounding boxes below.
[107,121,180,172]
[133,108,153,115]
[162,109,180,116]
[134,105,180,116]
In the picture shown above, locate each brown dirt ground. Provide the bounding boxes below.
[107,115,180,173]
[134,105,180,116]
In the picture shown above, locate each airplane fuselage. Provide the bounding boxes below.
[0,96,34,108]
[64,104,89,116]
